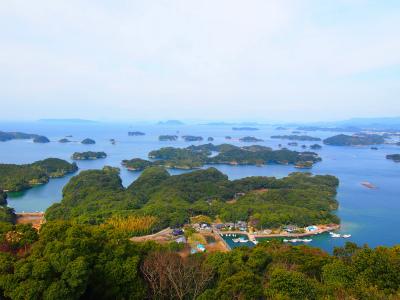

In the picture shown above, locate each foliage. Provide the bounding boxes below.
[0,221,398,299]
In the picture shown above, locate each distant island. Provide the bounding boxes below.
[323,134,385,146]
[128,131,145,136]
[33,136,50,143]
[81,138,96,144]
[159,135,178,141]
[182,135,203,142]
[239,136,264,142]
[297,126,360,132]
[232,127,259,131]
[310,144,322,150]
[386,154,400,162]
[271,135,321,141]
[0,131,50,143]
[72,151,107,160]
[58,138,71,143]
[122,143,321,170]
[275,126,287,130]
[157,120,184,125]
[207,137,214,141]
[225,136,232,140]
[0,158,78,192]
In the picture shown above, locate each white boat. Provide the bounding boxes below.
[252,240,259,245]
[239,237,249,243]
[232,238,240,243]
[331,233,341,238]
[342,234,351,238]
[283,239,289,243]
[303,239,312,243]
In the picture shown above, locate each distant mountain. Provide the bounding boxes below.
[337,117,400,130]
[157,120,184,125]
[38,119,98,124]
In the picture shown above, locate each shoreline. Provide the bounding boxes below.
[217,224,340,239]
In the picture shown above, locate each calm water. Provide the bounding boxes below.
[1,121,399,252]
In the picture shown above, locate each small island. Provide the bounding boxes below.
[323,134,385,146]
[122,158,153,171]
[58,138,71,143]
[72,151,107,160]
[232,127,259,131]
[0,158,78,192]
[386,154,400,162]
[271,135,321,141]
[225,136,232,140]
[310,144,322,150]
[159,135,178,141]
[207,137,214,141]
[128,131,145,136]
[288,142,298,146]
[33,135,50,143]
[81,138,96,144]
[239,136,263,142]
[182,135,203,142]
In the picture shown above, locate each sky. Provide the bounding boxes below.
[0,0,400,122]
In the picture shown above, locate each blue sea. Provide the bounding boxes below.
[1,121,399,253]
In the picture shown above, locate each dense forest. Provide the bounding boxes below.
[0,221,399,299]
[45,167,339,230]
[0,159,78,192]
[123,143,322,170]
[323,134,385,146]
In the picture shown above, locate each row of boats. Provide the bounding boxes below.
[329,232,352,238]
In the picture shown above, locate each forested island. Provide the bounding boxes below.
[310,144,322,150]
[271,135,321,141]
[81,138,96,144]
[386,154,400,162]
[122,158,153,171]
[157,120,184,125]
[207,137,214,141]
[46,167,338,228]
[128,131,145,136]
[239,136,263,142]
[159,135,178,141]
[0,158,78,192]
[0,131,50,143]
[323,134,385,146]
[72,151,107,160]
[232,127,259,131]
[122,143,321,170]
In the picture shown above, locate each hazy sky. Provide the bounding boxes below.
[1,0,399,122]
